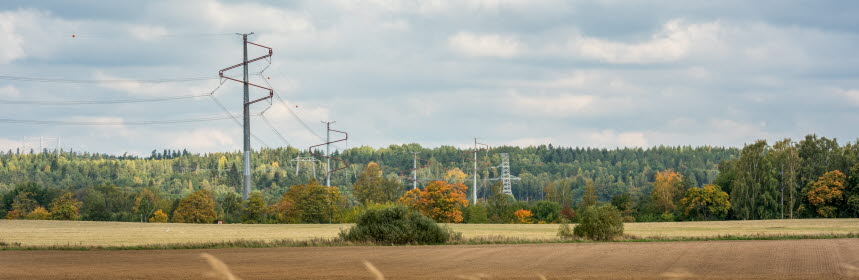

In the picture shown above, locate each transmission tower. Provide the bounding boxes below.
[463,138,489,204]
[219,32,274,200]
[291,156,319,178]
[20,136,60,154]
[398,152,431,189]
[490,153,521,198]
[309,122,349,187]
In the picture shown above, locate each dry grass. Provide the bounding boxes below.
[0,218,856,247]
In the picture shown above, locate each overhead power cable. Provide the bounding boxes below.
[257,73,344,151]
[259,114,291,147]
[0,94,209,105]
[0,115,235,126]
[0,75,222,84]
[206,83,270,148]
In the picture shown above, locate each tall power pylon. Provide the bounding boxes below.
[491,153,521,197]
[398,152,430,189]
[219,32,274,200]
[291,156,318,177]
[309,122,349,187]
[464,138,489,205]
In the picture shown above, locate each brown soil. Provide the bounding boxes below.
[1,239,857,279]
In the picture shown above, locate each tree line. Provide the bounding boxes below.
[1,134,856,224]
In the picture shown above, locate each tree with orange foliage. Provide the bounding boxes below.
[806,170,846,218]
[513,209,534,224]
[149,209,169,223]
[399,180,469,223]
[651,170,683,214]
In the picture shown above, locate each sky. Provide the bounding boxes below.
[0,0,858,156]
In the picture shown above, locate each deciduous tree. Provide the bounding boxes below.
[680,185,730,220]
[806,170,846,218]
[399,180,469,223]
[172,190,217,223]
[49,192,82,220]
[651,170,683,214]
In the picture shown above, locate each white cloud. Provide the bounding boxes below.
[0,11,26,63]
[839,89,859,106]
[573,20,722,63]
[168,128,236,150]
[448,32,521,58]
[585,130,648,147]
[93,71,216,97]
[509,93,594,117]
[129,25,168,41]
[0,138,23,151]
[0,86,20,98]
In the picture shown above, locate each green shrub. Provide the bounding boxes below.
[339,205,459,244]
[464,204,489,224]
[573,204,624,241]
[557,220,575,239]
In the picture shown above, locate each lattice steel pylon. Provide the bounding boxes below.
[291,156,319,178]
[491,153,520,198]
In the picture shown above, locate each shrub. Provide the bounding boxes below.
[149,209,169,223]
[573,204,624,241]
[339,205,458,245]
[557,221,575,239]
[560,203,576,221]
[25,206,51,220]
[513,209,534,224]
[464,204,489,224]
[533,201,561,223]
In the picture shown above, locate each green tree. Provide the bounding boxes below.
[172,190,217,223]
[532,200,561,223]
[352,162,403,204]
[133,189,158,222]
[580,180,598,209]
[242,191,268,223]
[731,140,780,220]
[275,180,346,223]
[680,185,730,220]
[48,192,83,220]
[770,139,801,218]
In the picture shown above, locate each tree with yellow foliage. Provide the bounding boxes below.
[444,168,468,184]
[399,180,469,223]
[651,170,683,214]
[680,184,730,220]
[806,170,846,218]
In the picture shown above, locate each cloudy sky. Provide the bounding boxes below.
[1,0,858,155]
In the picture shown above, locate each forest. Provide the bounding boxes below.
[1,134,857,224]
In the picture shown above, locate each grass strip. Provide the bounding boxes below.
[1,232,857,251]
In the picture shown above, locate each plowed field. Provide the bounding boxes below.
[2,239,857,279]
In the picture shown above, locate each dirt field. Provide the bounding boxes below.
[2,219,857,247]
[1,239,857,279]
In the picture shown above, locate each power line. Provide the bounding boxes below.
[0,115,235,126]
[0,94,209,105]
[257,73,345,150]
[0,75,221,84]
[259,114,291,147]
[207,89,270,148]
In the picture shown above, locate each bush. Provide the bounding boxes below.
[463,204,489,224]
[339,205,458,245]
[25,206,51,220]
[557,221,575,239]
[149,209,169,223]
[573,204,624,241]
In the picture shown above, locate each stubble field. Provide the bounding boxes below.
[0,218,856,247]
